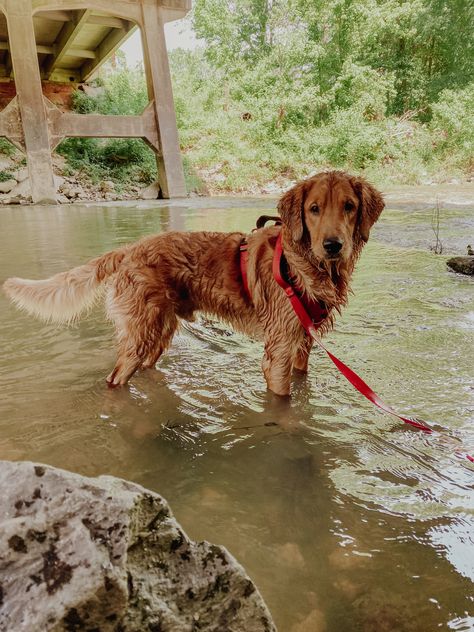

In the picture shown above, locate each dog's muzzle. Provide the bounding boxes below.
[323,238,343,258]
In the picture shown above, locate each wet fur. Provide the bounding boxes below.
[3,171,384,395]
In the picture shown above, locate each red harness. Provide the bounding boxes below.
[239,225,473,463]
[240,232,328,330]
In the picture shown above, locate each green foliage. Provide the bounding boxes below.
[58,1,473,192]
[0,139,16,156]
[0,170,13,182]
[430,83,474,151]
[429,82,474,172]
[71,70,148,116]
[58,68,156,186]
[193,0,473,113]
[168,0,474,189]
[58,136,156,185]
[193,0,275,67]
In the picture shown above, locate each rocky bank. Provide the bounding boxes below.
[0,153,156,205]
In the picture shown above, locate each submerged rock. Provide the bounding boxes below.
[0,461,276,632]
[446,256,474,275]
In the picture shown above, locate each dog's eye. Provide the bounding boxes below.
[310,204,320,214]
[344,201,355,212]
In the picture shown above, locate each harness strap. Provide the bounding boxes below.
[272,233,327,331]
[240,239,250,299]
[241,215,281,300]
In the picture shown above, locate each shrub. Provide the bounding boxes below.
[56,50,473,193]
[429,83,474,170]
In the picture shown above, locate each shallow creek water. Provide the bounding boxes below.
[0,199,473,631]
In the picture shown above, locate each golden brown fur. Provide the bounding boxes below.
[3,171,384,396]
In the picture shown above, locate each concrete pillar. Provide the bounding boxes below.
[6,0,56,203]
[141,3,186,198]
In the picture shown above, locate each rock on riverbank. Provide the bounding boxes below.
[447,256,474,275]
[0,461,276,632]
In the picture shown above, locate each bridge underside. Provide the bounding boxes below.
[0,0,191,202]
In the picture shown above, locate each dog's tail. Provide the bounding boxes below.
[3,249,127,324]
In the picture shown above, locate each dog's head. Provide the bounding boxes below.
[278,171,384,263]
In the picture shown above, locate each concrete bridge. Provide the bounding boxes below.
[0,0,191,203]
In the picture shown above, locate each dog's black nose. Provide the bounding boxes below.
[323,239,343,255]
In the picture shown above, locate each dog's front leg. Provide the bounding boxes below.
[262,337,293,397]
[293,335,313,374]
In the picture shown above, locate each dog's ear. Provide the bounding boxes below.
[352,177,385,242]
[277,181,307,242]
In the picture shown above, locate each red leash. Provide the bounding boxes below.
[239,240,250,299]
[240,230,473,463]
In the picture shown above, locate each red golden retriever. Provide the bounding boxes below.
[3,171,384,396]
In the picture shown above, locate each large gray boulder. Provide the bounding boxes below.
[0,461,276,632]
[447,256,474,275]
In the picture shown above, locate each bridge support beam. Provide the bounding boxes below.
[141,3,187,198]
[0,0,190,203]
[7,0,56,203]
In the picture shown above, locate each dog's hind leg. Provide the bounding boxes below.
[140,313,178,370]
[107,313,178,386]
[106,341,144,387]
[105,272,178,386]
